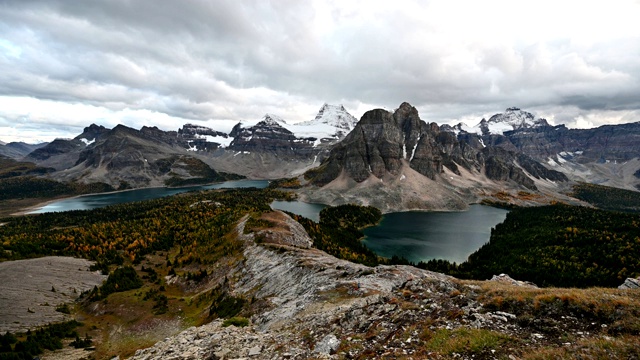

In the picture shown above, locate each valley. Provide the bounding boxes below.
[1,186,639,359]
[1,103,640,359]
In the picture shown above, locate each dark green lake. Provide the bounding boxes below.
[29,180,270,213]
[270,200,327,222]
[362,205,508,264]
[269,201,507,264]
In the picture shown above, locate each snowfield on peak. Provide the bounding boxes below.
[231,104,358,147]
[179,104,358,151]
[298,104,358,131]
[445,107,550,136]
[283,104,358,143]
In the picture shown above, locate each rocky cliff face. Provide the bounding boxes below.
[503,122,640,164]
[306,103,567,195]
[228,116,318,160]
[178,124,231,151]
[58,125,237,187]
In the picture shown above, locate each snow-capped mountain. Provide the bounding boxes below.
[299,104,358,131]
[287,103,358,145]
[443,108,550,136]
[227,116,317,159]
[201,104,358,150]
[239,104,358,146]
[479,107,550,135]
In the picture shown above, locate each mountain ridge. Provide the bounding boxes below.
[3,102,639,204]
[300,102,570,212]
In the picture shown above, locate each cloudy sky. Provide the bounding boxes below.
[1,0,639,143]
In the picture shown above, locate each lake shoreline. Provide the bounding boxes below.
[12,179,271,216]
[362,204,509,264]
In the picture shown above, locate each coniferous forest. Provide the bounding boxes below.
[418,204,640,287]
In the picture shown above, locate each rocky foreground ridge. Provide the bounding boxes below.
[128,211,640,359]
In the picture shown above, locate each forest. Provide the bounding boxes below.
[571,182,640,213]
[0,176,115,201]
[0,321,91,360]
[289,204,382,266]
[3,181,640,357]
[0,188,294,265]
[417,203,640,287]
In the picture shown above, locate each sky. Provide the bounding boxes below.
[1,0,639,143]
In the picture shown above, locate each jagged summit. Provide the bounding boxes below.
[74,124,109,145]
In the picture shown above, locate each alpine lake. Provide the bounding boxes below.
[29,181,508,264]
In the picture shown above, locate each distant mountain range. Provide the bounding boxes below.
[1,102,639,210]
[441,107,550,136]
[440,107,640,191]
[0,104,359,188]
[0,141,47,159]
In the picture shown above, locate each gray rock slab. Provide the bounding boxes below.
[0,256,106,333]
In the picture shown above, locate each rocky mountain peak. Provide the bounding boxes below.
[111,124,139,136]
[262,114,286,126]
[75,124,109,143]
[440,108,552,137]
[304,102,569,210]
[481,107,549,135]
[301,103,358,131]
[227,116,317,160]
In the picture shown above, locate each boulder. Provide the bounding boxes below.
[490,273,537,288]
[313,334,339,355]
[619,277,640,289]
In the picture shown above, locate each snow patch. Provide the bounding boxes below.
[409,135,421,161]
[204,135,232,147]
[80,138,95,146]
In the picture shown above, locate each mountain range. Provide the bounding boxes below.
[1,103,639,210]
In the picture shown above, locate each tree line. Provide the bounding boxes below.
[415,203,640,288]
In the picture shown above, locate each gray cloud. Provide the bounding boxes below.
[0,0,639,142]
